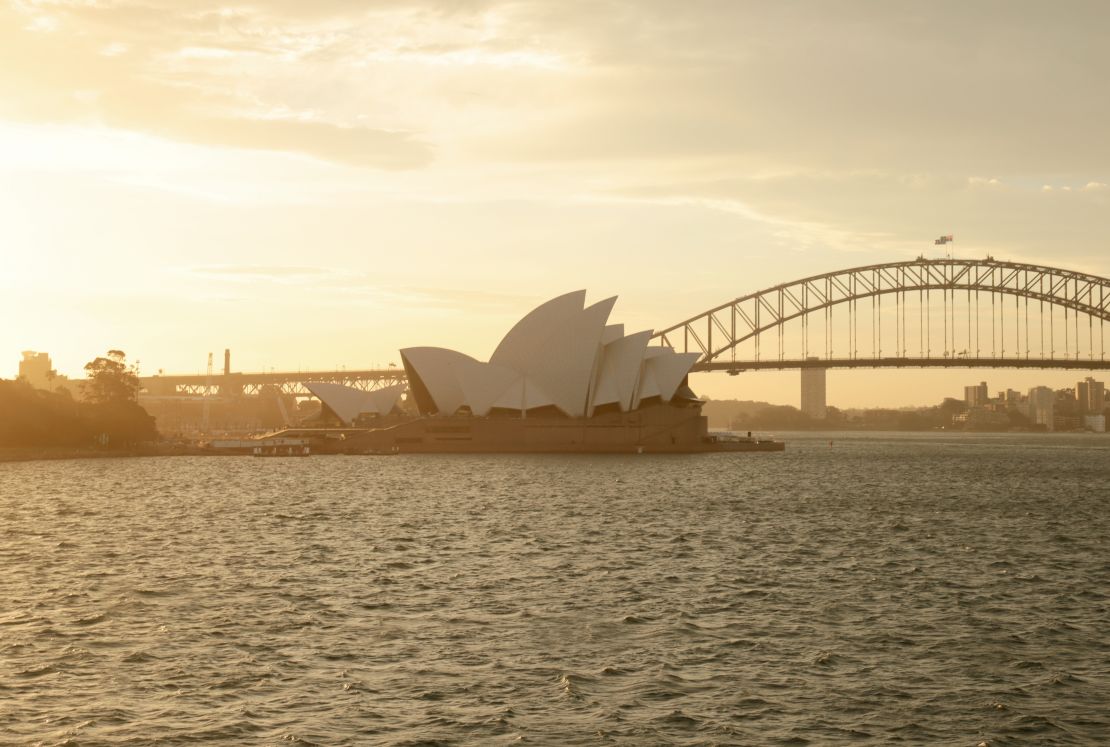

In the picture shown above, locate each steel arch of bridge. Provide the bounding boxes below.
[652,258,1110,369]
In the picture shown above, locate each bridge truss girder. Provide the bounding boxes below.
[694,357,1110,373]
[142,370,408,399]
[654,258,1110,365]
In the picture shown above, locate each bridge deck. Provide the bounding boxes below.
[140,369,405,397]
[694,357,1110,372]
[142,355,1110,398]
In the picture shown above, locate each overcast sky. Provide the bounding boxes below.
[2,0,1108,406]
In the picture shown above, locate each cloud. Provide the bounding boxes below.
[457,1,1110,175]
[0,1,434,168]
[8,0,1110,174]
[2,0,1108,272]
[187,264,336,281]
[391,286,538,311]
[606,170,1110,263]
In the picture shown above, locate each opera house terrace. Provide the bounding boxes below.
[301,291,781,453]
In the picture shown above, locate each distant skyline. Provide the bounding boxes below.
[3,1,1108,407]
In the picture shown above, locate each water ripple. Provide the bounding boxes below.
[0,432,1107,744]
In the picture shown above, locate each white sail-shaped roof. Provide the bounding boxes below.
[306,382,368,425]
[488,376,557,411]
[523,296,615,417]
[400,347,479,416]
[490,290,586,371]
[633,366,660,409]
[364,383,407,416]
[400,292,700,419]
[453,360,521,417]
[306,382,406,425]
[634,348,700,408]
[632,347,667,409]
[601,324,625,345]
[651,352,701,403]
[589,329,652,413]
[491,376,527,412]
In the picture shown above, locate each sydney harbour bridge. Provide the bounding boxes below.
[656,257,1110,373]
[140,257,1110,400]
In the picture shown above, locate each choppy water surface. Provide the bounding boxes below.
[1,432,1107,745]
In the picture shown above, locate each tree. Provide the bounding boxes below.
[0,379,88,448]
[938,397,968,417]
[82,350,141,405]
[734,404,817,431]
[81,350,157,446]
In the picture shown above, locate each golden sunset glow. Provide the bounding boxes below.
[3,1,1109,406]
[3,8,1110,745]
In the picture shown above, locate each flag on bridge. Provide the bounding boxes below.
[934,234,954,245]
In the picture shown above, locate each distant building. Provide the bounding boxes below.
[1026,386,1055,431]
[1076,377,1106,414]
[964,381,989,407]
[1084,414,1106,433]
[1054,414,1083,432]
[800,359,827,420]
[17,351,69,392]
[952,407,1010,430]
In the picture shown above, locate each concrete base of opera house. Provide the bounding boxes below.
[313,402,784,454]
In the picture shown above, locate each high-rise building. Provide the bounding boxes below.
[17,351,69,391]
[1076,377,1105,414]
[800,359,827,420]
[1026,386,1055,430]
[964,381,989,407]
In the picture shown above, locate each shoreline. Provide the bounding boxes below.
[0,445,207,463]
[3,429,1105,464]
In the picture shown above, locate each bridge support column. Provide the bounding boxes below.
[801,360,827,420]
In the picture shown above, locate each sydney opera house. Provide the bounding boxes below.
[309,291,775,453]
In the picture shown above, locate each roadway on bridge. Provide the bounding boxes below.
[693,357,1110,373]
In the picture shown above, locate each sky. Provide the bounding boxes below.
[2,0,1109,407]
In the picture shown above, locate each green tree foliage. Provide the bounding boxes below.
[720,392,1045,432]
[82,350,140,404]
[0,379,87,447]
[733,404,817,430]
[0,351,157,449]
[80,351,157,446]
[937,397,968,419]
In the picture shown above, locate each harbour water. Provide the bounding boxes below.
[1,433,1107,745]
